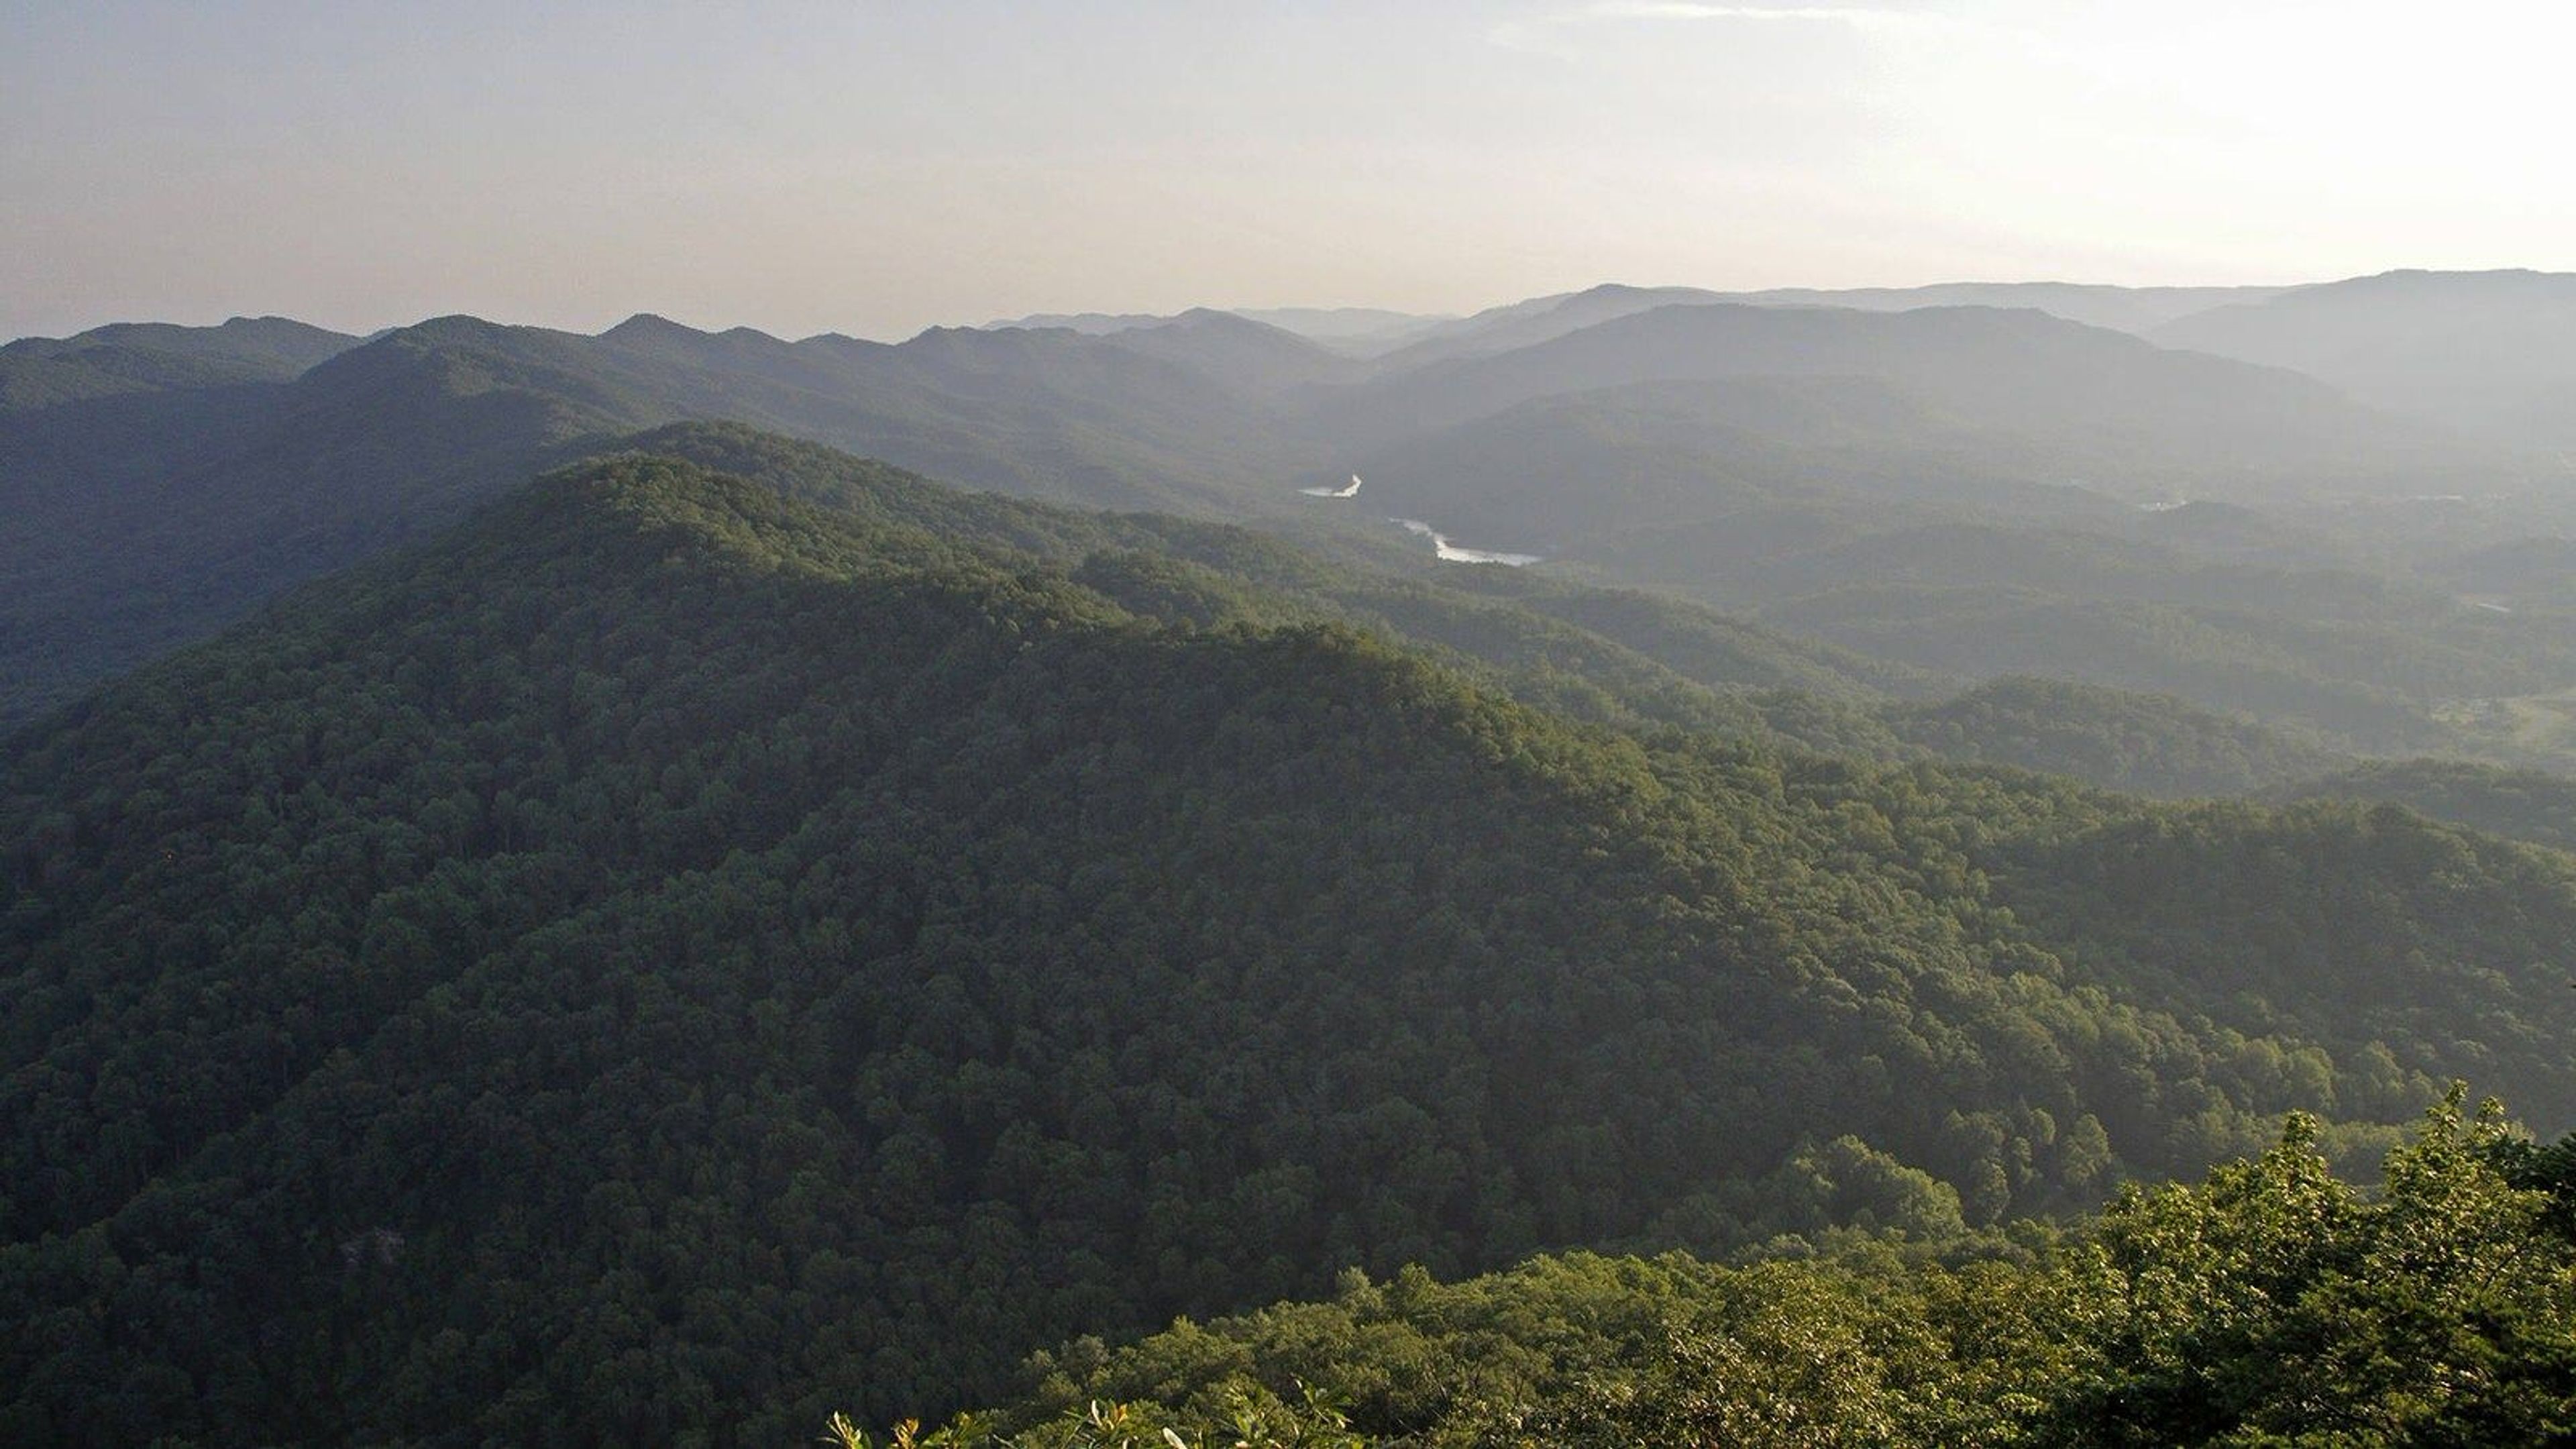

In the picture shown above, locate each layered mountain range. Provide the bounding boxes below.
[9,433,2576,1442]
[12,270,2576,738]
[10,273,2576,1441]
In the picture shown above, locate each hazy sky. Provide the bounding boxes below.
[6,0,2572,341]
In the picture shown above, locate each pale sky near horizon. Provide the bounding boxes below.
[5,0,2572,342]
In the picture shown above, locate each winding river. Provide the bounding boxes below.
[1393,519,1541,566]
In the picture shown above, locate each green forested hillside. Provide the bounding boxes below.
[615,422,1919,743]
[0,312,1325,724]
[10,290,2552,759]
[6,453,2576,1443]
[902,1097,2576,1446]
[1882,676,2348,797]
[0,319,625,722]
[2274,757,2576,854]
[1756,578,2576,755]
[1320,361,2576,763]
[18,288,2576,809]
[641,428,2576,814]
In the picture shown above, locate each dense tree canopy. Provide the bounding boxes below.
[908,1095,2576,1446]
[5,454,2575,1442]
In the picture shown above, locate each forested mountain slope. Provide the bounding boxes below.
[909,1099,2576,1446]
[2272,757,2576,855]
[1879,676,2349,798]
[613,422,1927,734]
[2,289,2526,737]
[1317,410,2576,764]
[0,312,1326,724]
[592,428,2576,830]
[1,318,630,722]
[1285,307,2576,761]
[6,453,2576,1443]
[1754,577,2576,758]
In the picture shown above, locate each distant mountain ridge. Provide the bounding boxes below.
[0,309,1344,721]
[2153,268,2576,449]
[985,305,1457,354]
[1316,300,2445,477]
[1,275,2552,743]
[0,315,358,411]
[983,278,2292,363]
[1,315,358,373]
[1343,280,2290,372]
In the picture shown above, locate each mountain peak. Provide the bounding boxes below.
[379,313,535,349]
[451,453,877,588]
[600,311,708,342]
